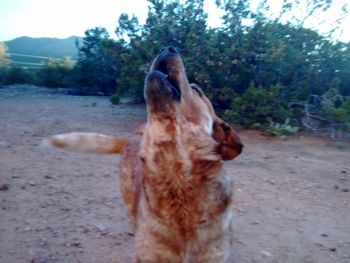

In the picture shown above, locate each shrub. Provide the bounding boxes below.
[4,67,36,85]
[109,93,121,105]
[333,99,350,131]
[0,68,7,86]
[328,140,349,150]
[266,118,299,139]
[36,58,74,87]
[224,83,291,128]
[321,88,350,131]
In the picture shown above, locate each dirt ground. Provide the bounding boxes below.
[0,85,349,263]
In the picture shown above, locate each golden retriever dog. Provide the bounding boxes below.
[46,46,243,262]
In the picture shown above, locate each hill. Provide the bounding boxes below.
[5,36,82,67]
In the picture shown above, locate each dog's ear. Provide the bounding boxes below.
[212,119,243,160]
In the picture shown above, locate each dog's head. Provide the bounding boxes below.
[144,46,242,161]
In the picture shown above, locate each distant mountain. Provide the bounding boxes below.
[5,36,83,67]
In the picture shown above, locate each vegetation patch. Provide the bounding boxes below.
[1,0,349,137]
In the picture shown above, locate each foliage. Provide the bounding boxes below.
[0,42,10,86]
[4,0,350,137]
[333,100,350,127]
[36,57,75,87]
[74,27,120,95]
[4,67,36,85]
[109,93,121,105]
[0,42,10,68]
[266,118,299,139]
[320,88,350,130]
[0,68,6,86]
[224,83,291,128]
[112,0,212,102]
[328,140,350,150]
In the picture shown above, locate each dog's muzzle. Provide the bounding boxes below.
[144,47,182,107]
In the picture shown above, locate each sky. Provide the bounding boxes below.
[0,0,349,42]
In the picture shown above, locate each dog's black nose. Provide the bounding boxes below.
[160,46,178,55]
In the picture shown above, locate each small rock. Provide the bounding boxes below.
[340,176,347,181]
[29,181,36,186]
[334,185,339,189]
[305,184,313,189]
[39,240,49,248]
[23,226,32,232]
[96,223,109,235]
[341,170,347,174]
[252,220,260,225]
[60,206,71,212]
[236,207,246,214]
[70,241,81,248]
[329,247,337,252]
[260,250,272,257]
[342,188,349,192]
[0,184,9,191]
[127,232,134,237]
[28,248,37,257]
[321,233,328,237]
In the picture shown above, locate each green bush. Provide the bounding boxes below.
[328,140,350,150]
[333,99,350,131]
[266,118,299,139]
[321,88,350,131]
[0,68,6,86]
[224,83,291,128]
[4,67,36,85]
[36,58,74,87]
[109,93,121,105]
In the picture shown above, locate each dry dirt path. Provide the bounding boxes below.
[0,85,349,263]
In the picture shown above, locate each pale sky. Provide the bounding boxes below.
[0,0,349,42]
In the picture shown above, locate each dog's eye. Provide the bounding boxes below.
[190,84,203,97]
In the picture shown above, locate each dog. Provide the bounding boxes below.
[46,46,243,262]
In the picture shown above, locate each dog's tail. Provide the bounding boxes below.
[42,132,128,154]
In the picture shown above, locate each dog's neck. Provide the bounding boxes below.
[140,114,220,167]
[138,117,223,239]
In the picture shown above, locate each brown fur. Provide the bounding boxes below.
[48,132,128,154]
[120,48,242,262]
[46,47,243,262]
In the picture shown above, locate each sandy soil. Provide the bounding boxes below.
[0,85,349,263]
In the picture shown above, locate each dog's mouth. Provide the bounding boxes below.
[145,47,184,106]
[153,59,181,99]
